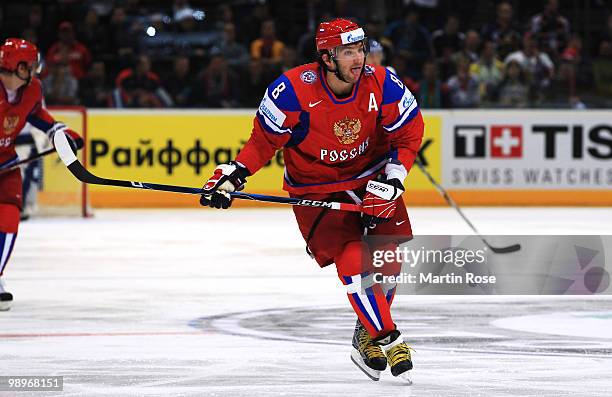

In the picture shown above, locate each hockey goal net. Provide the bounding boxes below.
[34,106,90,217]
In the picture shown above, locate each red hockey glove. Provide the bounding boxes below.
[361,175,405,228]
[47,123,84,154]
[200,161,250,209]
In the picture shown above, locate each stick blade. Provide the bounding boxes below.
[53,131,78,166]
[488,243,521,254]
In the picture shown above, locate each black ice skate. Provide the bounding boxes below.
[0,278,13,311]
[350,320,387,381]
[374,329,413,383]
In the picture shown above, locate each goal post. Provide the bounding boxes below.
[35,106,91,217]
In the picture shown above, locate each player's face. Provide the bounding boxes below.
[0,64,30,90]
[333,42,366,82]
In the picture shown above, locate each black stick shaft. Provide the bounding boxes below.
[53,132,361,212]
[0,148,55,176]
[415,159,520,254]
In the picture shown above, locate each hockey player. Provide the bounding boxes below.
[0,38,83,310]
[366,39,397,75]
[200,19,424,381]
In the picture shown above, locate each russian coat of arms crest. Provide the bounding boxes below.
[3,115,20,135]
[333,117,361,145]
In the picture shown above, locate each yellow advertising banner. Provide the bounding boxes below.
[36,109,612,208]
[87,111,442,207]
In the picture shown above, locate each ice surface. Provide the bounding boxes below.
[1,207,611,396]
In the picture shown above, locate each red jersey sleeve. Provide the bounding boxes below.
[24,79,81,140]
[235,74,304,174]
[378,68,424,172]
[25,79,55,132]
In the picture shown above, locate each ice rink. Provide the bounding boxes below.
[1,207,612,396]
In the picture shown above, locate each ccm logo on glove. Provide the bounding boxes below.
[366,179,402,201]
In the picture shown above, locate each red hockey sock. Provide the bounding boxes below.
[373,241,402,308]
[335,241,395,339]
[0,204,19,276]
[385,284,397,306]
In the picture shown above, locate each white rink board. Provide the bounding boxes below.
[442,110,612,189]
[1,208,612,396]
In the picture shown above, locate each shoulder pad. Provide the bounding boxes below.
[256,74,301,134]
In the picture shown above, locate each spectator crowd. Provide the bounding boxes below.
[1,0,611,109]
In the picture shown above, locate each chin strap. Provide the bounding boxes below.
[320,54,350,83]
[14,66,33,85]
[331,58,351,83]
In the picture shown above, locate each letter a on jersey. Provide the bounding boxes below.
[368,93,378,112]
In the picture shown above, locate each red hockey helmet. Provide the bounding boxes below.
[316,18,367,52]
[0,38,39,72]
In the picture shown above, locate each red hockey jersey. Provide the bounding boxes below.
[235,62,424,194]
[1,77,57,208]
[0,77,56,167]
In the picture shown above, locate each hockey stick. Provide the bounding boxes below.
[53,131,361,212]
[415,158,521,254]
[0,148,55,176]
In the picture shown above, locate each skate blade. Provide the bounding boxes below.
[0,302,11,311]
[350,348,380,381]
[397,371,412,385]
